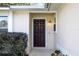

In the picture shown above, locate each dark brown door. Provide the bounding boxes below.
[33,19,45,47]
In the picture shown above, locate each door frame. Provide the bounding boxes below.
[32,17,47,48]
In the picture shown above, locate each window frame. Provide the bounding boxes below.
[0,16,8,29]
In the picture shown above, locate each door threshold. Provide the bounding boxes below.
[32,47,47,49]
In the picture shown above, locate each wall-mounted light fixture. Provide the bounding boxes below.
[48,20,52,23]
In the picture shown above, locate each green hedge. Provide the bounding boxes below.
[0,32,28,56]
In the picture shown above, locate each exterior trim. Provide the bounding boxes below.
[32,17,47,49]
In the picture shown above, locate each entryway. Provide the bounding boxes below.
[29,12,56,55]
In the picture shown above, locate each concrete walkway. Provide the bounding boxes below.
[29,49,53,56]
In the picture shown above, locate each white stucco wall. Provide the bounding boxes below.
[8,10,13,32]
[13,11,29,34]
[57,3,79,56]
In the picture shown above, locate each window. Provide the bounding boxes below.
[0,16,8,32]
[54,24,56,31]
[54,17,56,31]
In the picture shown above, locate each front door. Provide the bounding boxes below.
[33,19,45,47]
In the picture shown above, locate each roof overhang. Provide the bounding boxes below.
[0,3,61,11]
[0,3,47,10]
